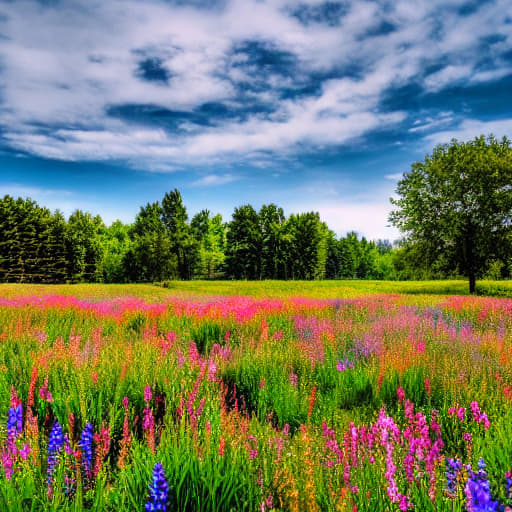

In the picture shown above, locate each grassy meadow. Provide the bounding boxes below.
[0,281,511,511]
[3,278,512,300]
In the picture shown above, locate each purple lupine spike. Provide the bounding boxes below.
[465,458,500,512]
[79,423,94,474]
[7,403,23,436]
[145,462,169,512]
[446,458,462,495]
[47,421,63,484]
[48,421,63,454]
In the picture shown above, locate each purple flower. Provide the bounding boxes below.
[48,421,63,454]
[465,458,500,512]
[79,423,94,474]
[7,403,22,436]
[336,359,354,372]
[446,458,462,495]
[145,463,169,512]
[47,421,63,484]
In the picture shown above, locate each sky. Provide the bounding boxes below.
[0,0,511,241]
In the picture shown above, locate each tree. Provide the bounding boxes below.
[259,204,286,279]
[389,135,512,293]
[285,212,326,280]
[162,189,198,279]
[191,210,226,279]
[225,205,261,279]
[42,210,69,283]
[66,210,105,282]
[100,220,132,283]
[127,202,177,282]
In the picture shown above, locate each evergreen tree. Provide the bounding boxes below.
[66,210,104,282]
[128,202,177,282]
[225,205,261,279]
[162,189,198,279]
[285,212,326,280]
[259,204,286,279]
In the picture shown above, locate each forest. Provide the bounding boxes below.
[0,184,510,284]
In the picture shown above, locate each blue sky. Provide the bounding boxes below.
[1,0,511,240]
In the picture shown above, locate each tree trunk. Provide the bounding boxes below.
[469,272,476,294]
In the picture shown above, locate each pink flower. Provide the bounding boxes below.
[18,443,31,460]
[38,376,54,403]
[207,361,217,382]
[399,495,410,511]
[480,413,490,430]
[397,387,405,403]
[144,385,152,403]
[188,342,200,366]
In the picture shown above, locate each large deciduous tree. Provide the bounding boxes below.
[389,135,512,293]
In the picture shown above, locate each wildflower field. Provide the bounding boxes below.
[1,283,512,511]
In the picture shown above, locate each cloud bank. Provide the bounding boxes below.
[0,0,510,171]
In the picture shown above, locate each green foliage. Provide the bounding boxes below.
[127,202,177,282]
[225,205,261,279]
[390,135,512,292]
[192,211,226,279]
[162,189,198,280]
[66,210,105,283]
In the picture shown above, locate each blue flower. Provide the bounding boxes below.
[446,457,462,495]
[47,421,63,483]
[465,458,501,512]
[79,423,94,473]
[7,403,23,436]
[48,421,63,454]
[145,463,169,512]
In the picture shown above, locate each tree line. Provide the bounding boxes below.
[3,134,512,286]
[0,190,402,283]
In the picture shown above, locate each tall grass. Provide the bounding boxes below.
[0,286,510,510]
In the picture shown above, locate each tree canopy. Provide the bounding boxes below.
[389,135,512,293]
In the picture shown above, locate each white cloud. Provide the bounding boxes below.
[315,202,401,241]
[384,172,403,181]
[424,118,512,146]
[409,112,454,133]
[0,183,73,200]
[424,65,473,92]
[284,178,402,241]
[191,173,240,186]
[0,0,510,170]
